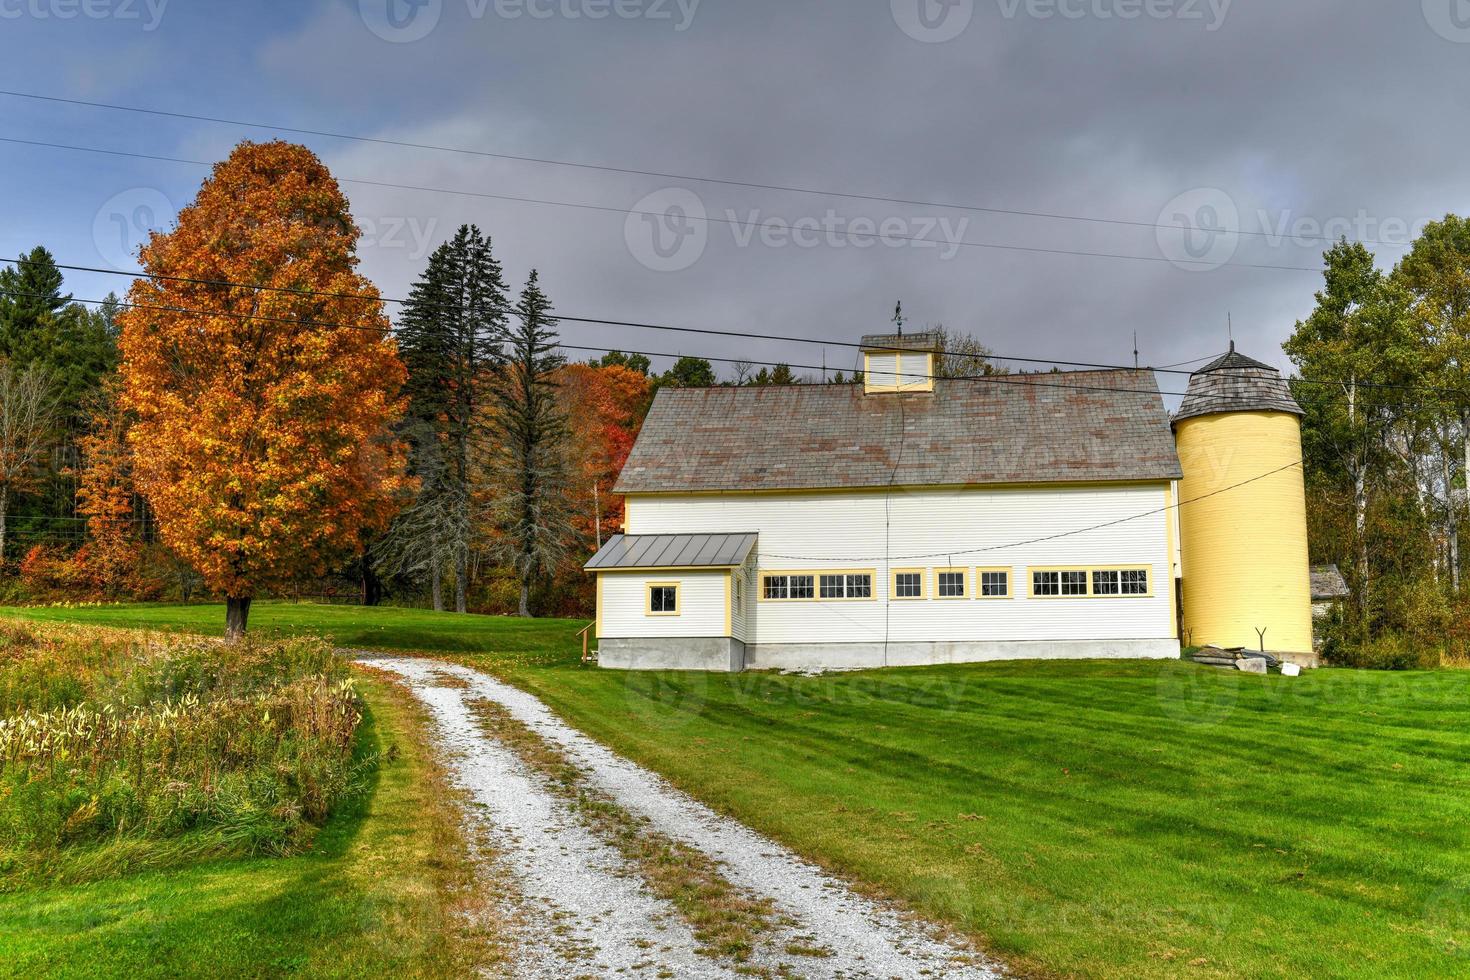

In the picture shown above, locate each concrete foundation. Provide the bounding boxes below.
[597,636,746,672]
[597,637,1179,672]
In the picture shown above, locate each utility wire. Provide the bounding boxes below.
[0,88,1418,250]
[3,286,1361,410]
[0,135,1328,274]
[13,253,1248,377]
[4,255,1459,401]
[760,459,1306,564]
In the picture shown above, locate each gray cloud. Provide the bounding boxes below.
[15,1,1468,393]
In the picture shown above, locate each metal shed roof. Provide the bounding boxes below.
[585,533,758,571]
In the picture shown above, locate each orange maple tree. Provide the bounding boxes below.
[116,141,410,638]
[557,362,652,545]
[76,378,143,594]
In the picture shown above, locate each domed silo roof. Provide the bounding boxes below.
[1173,343,1302,426]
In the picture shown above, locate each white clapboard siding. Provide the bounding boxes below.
[730,564,750,643]
[625,485,1172,645]
[600,571,728,639]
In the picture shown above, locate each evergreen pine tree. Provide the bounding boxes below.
[0,246,70,357]
[386,225,507,611]
[488,270,574,617]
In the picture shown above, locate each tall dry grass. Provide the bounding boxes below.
[0,623,369,884]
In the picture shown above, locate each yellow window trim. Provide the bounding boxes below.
[890,568,926,600]
[932,567,971,600]
[758,569,878,602]
[1026,565,1155,599]
[645,581,681,617]
[724,571,733,636]
[863,351,935,394]
[975,566,1014,599]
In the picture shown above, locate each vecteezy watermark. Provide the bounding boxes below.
[893,0,1229,42]
[624,187,708,272]
[726,209,972,260]
[1155,660,1238,728]
[0,0,168,30]
[93,187,174,271]
[890,0,975,43]
[624,187,972,272]
[1156,187,1433,272]
[1423,0,1470,43]
[94,187,441,270]
[357,215,442,259]
[359,0,699,43]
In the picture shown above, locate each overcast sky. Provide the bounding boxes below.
[2,1,1467,397]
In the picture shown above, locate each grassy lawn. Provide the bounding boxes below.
[7,602,1470,978]
[0,670,500,979]
[0,600,584,666]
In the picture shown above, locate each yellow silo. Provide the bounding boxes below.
[1174,344,1313,655]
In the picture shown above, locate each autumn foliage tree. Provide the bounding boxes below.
[117,141,409,638]
[76,378,144,594]
[558,361,652,546]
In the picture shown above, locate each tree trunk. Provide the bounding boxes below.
[0,485,8,571]
[1353,465,1368,616]
[360,558,383,607]
[431,562,443,612]
[226,596,252,642]
[1444,447,1461,593]
[1347,379,1369,617]
[518,580,531,618]
[455,550,468,614]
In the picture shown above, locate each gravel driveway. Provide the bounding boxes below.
[362,655,1002,979]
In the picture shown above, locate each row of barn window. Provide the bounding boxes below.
[757,566,1151,602]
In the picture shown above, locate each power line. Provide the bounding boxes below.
[760,458,1306,564]
[15,254,1244,377]
[4,285,1352,410]
[0,88,1417,251]
[0,135,1327,274]
[5,255,1461,401]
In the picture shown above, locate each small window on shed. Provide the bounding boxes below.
[1093,570,1121,595]
[648,584,679,615]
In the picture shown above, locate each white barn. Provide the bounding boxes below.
[588,332,1187,672]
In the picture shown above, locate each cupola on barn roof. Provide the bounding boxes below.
[1173,342,1303,425]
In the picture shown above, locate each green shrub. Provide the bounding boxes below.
[1324,629,1441,670]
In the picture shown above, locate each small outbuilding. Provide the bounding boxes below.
[1310,564,1351,620]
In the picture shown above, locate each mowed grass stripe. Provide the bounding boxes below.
[496,657,1470,977]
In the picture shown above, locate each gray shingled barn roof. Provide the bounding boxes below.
[1173,344,1303,425]
[615,370,1182,494]
[585,533,758,570]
